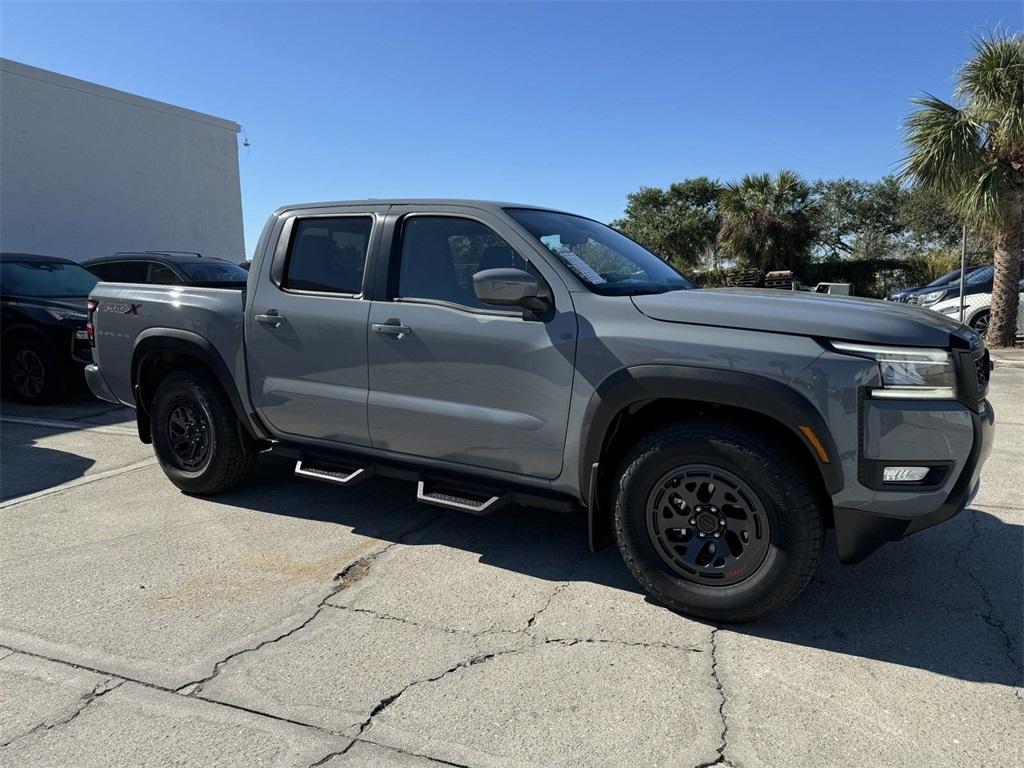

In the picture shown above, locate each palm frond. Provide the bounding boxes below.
[957,31,1024,110]
[958,160,1014,230]
[900,94,987,193]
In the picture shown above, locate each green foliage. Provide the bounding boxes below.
[610,177,721,270]
[716,171,819,272]
[901,30,1024,230]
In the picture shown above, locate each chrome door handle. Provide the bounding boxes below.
[372,321,412,339]
[255,310,287,327]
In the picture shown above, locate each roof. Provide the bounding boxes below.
[273,199,573,217]
[0,58,240,133]
[84,251,235,266]
[0,252,76,265]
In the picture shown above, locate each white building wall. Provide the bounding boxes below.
[0,59,244,263]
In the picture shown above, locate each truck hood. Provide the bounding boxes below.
[632,288,964,348]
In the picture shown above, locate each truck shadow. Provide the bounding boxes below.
[216,454,1022,689]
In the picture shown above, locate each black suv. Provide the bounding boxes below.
[84,251,249,286]
[1,253,99,403]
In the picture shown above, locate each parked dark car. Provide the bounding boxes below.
[906,265,1000,307]
[887,265,986,303]
[83,251,249,286]
[1,252,98,403]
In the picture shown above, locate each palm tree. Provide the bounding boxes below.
[717,171,818,274]
[902,31,1024,347]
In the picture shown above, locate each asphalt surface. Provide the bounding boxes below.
[0,373,1021,768]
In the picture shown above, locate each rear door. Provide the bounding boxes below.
[366,206,577,478]
[246,208,385,446]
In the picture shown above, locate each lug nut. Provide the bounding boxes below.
[698,532,706,538]
[719,519,726,526]
[713,532,720,538]
[689,519,696,525]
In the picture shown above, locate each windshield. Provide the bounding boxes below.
[1,261,99,298]
[926,269,961,287]
[966,266,993,285]
[179,261,249,283]
[506,208,695,295]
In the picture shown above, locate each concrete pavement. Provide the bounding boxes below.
[0,380,1021,767]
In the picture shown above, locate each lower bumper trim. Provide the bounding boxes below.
[835,398,994,564]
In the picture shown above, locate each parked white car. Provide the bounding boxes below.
[929,278,1024,338]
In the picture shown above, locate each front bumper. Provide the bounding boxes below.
[834,399,995,563]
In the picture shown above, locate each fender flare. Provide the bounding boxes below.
[580,365,842,549]
[130,329,268,441]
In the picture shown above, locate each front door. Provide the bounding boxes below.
[247,212,380,446]
[366,210,577,478]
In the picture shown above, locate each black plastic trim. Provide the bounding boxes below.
[130,329,270,441]
[581,365,843,497]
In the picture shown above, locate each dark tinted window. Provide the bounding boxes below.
[1,261,99,297]
[147,262,182,284]
[284,217,372,294]
[397,217,528,309]
[179,261,248,284]
[89,261,148,283]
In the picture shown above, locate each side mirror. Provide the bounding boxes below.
[472,268,548,312]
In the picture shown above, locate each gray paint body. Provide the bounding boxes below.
[86,199,991,537]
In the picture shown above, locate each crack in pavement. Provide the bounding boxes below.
[308,737,478,768]
[349,644,532,744]
[177,511,444,698]
[693,627,731,768]
[0,677,124,748]
[952,511,1023,697]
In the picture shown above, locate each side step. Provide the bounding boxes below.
[294,458,370,486]
[416,480,508,515]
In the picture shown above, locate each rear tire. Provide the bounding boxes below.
[3,334,62,404]
[151,371,256,494]
[612,420,824,623]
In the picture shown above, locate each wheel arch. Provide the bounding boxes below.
[580,365,841,551]
[130,329,266,444]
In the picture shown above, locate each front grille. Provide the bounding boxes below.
[974,349,991,393]
[954,340,989,409]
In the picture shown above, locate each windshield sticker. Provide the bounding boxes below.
[555,245,606,284]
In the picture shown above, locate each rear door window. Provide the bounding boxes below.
[146,262,182,284]
[283,217,372,294]
[90,261,149,283]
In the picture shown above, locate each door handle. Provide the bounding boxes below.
[372,320,412,339]
[255,310,287,327]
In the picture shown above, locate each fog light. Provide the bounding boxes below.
[882,466,929,482]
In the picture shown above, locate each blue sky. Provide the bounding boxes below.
[2,1,1020,256]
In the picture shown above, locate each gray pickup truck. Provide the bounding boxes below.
[86,199,995,622]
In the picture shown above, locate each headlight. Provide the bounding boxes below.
[918,290,945,306]
[832,341,956,399]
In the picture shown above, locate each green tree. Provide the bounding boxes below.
[611,177,721,269]
[811,177,903,259]
[717,171,818,273]
[902,31,1024,347]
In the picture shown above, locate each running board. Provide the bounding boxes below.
[294,458,369,486]
[416,480,507,515]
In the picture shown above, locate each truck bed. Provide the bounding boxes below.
[89,282,249,408]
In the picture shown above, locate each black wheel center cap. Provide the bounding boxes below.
[696,511,719,534]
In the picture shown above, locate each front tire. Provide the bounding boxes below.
[613,420,824,623]
[151,371,256,494]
